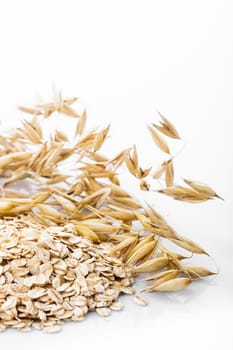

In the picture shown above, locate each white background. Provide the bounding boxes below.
[0,1,233,349]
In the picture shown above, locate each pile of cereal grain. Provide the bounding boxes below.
[0,90,219,332]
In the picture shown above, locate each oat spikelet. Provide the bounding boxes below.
[151,277,191,292]
[154,112,181,139]
[157,185,211,202]
[171,237,207,255]
[148,124,170,154]
[132,257,169,274]
[0,152,32,168]
[75,110,87,136]
[110,236,138,255]
[18,93,79,118]
[165,160,174,187]
[54,130,68,142]
[93,125,110,152]
[140,180,150,191]
[126,241,157,264]
[183,179,223,200]
[144,269,180,282]
[3,171,31,187]
[185,266,217,279]
[144,271,181,292]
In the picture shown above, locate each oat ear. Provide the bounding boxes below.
[0,90,220,332]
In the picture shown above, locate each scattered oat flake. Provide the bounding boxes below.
[96,307,111,317]
[133,295,148,306]
[110,301,124,311]
[120,287,135,295]
[43,325,61,333]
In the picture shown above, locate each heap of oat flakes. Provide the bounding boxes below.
[0,91,220,332]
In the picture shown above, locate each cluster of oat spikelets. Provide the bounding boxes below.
[0,90,220,332]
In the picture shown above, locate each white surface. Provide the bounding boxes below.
[0,1,233,349]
